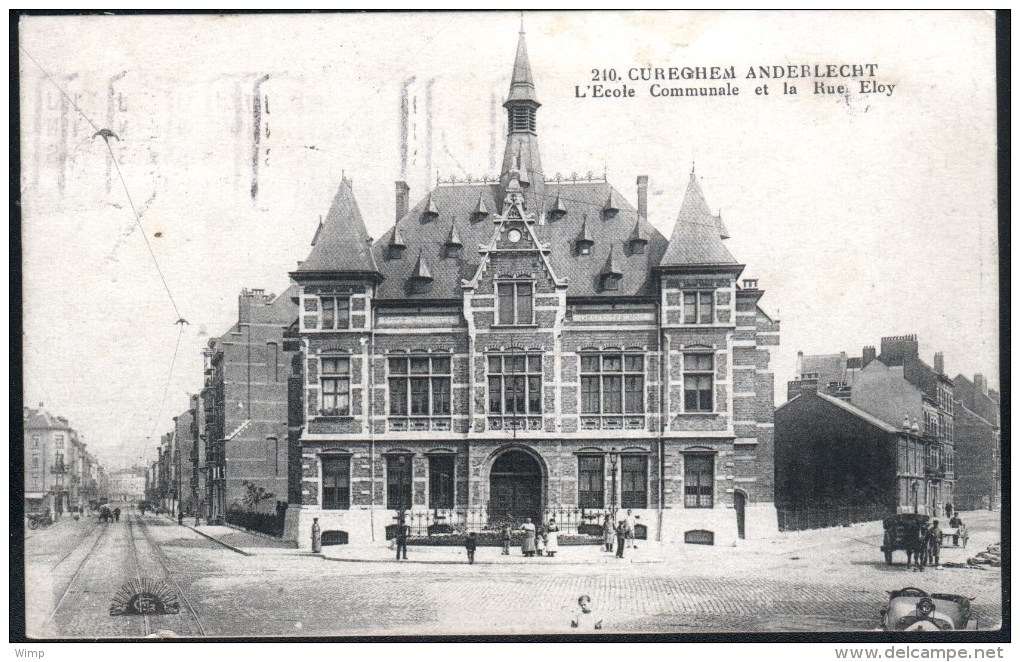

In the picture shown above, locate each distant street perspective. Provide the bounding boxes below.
[26,506,1001,637]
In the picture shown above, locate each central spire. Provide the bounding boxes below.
[500,25,543,200]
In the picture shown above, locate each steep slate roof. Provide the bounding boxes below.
[296,178,378,275]
[659,171,738,268]
[24,406,72,430]
[370,181,668,299]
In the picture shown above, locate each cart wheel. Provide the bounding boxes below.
[28,519,38,530]
[885,549,893,565]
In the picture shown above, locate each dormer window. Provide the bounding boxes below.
[576,216,594,256]
[445,222,463,257]
[421,193,439,222]
[601,273,621,291]
[387,226,407,259]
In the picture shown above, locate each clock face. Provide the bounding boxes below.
[507,229,522,243]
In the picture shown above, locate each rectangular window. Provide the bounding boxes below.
[684,454,714,508]
[683,353,714,412]
[55,434,65,449]
[683,291,715,325]
[387,455,413,510]
[317,296,351,330]
[578,455,605,509]
[580,354,645,415]
[496,281,535,325]
[321,456,350,510]
[487,353,543,415]
[428,455,455,509]
[388,356,453,420]
[621,455,648,509]
[320,357,351,416]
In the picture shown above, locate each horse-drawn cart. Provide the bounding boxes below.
[881,514,930,566]
[941,524,969,548]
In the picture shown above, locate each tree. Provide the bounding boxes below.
[241,480,275,513]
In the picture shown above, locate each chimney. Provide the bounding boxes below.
[933,352,944,375]
[636,175,648,221]
[239,288,255,324]
[395,181,410,222]
[974,374,986,394]
[879,334,919,366]
[862,346,876,367]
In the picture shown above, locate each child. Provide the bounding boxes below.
[501,521,512,555]
[465,532,478,564]
[570,595,603,630]
[536,527,546,558]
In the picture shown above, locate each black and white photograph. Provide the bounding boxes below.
[14,9,1005,645]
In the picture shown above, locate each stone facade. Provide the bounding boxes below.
[288,30,779,549]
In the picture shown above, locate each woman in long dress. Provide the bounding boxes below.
[602,513,615,552]
[521,518,537,557]
[546,518,560,557]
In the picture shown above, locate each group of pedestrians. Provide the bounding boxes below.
[515,518,560,557]
[602,509,638,558]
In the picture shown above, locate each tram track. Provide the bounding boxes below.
[132,514,207,636]
[41,518,111,628]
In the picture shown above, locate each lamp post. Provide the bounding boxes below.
[609,447,619,522]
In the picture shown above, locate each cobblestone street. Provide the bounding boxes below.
[24,509,1002,637]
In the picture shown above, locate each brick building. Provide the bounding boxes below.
[202,287,299,524]
[952,374,1001,510]
[287,29,779,548]
[775,390,936,529]
[783,335,956,522]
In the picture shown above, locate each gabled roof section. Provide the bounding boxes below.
[600,245,623,276]
[296,178,379,275]
[659,171,739,268]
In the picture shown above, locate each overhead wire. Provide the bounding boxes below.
[21,44,187,443]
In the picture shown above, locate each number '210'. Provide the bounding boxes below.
[591,68,619,82]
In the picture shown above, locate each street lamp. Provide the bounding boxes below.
[609,447,619,521]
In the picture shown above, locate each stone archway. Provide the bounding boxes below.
[488,449,544,526]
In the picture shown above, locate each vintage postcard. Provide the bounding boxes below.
[17,10,1002,641]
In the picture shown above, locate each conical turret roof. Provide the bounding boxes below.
[659,172,738,267]
[506,28,540,105]
[297,178,379,274]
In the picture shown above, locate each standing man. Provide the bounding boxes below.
[465,532,478,564]
[928,519,943,568]
[615,517,627,558]
[501,519,512,556]
[395,517,410,561]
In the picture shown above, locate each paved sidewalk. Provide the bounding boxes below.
[321,541,667,564]
[158,515,301,555]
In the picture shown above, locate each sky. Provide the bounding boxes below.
[19,11,999,471]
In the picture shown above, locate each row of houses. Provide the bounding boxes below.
[775,335,1000,530]
[141,28,999,548]
[24,404,110,517]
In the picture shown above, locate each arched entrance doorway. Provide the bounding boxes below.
[734,490,747,540]
[489,450,543,526]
